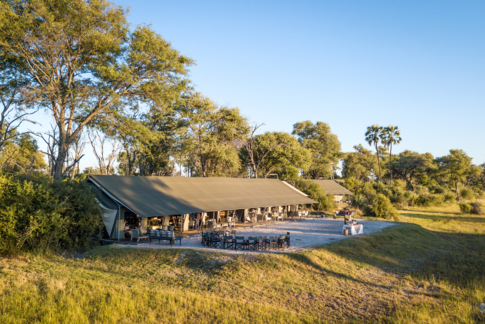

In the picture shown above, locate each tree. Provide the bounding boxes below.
[435,150,481,200]
[365,125,383,182]
[380,126,402,182]
[390,150,435,192]
[0,55,37,152]
[292,121,341,179]
[241,131,310,179]
[182,93,249,177]
[0,0,193,180]
[341,144,378,182]
[0,133,46,173]
[87,128,119,175]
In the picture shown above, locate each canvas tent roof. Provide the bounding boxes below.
[88,175,317,218]
[313,180,353,195]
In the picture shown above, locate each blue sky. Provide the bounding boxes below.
[29,0,485,169]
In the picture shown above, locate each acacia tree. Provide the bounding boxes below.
[365,125,383,182]
[182,93,249,177]
[292,121,341,179]
[241,131,310,178]
[341,144,378,182]
[380,125,401,182]
[390,150,435,191]
[0,0,192,180]
[435,149,481,200]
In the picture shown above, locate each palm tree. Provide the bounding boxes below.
[365,125,383,182]
[380,125,402,182]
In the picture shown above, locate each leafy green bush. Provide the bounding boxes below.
[296,179,335,211]
[350,193,365,209]
[371,194,399,220]
[459,188,475,200]
[0,174,103,255]
[470,202,484,215]
[443,192,456,203]
[459,203,472,213]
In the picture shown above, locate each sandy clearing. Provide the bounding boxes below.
[118,218,397,254]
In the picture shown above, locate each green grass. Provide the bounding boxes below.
[1,205,485,323]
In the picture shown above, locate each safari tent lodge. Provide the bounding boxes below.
[88,175,316,240]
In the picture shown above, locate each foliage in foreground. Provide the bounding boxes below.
[0,174,102,255]
[1,208,484,323]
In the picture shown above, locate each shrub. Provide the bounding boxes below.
[0,174,103,255]
[470,202,484,215]
[371,194,399,220]
[350,193,365,209]
[459,203,472,213]
[459,188,475,200]
[343,177,359,192]
[444,192,456,203]
[362,205,373,216]
[296,180,335,211]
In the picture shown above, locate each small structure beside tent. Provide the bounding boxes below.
[87,175,316,239]
[312,180,353,204]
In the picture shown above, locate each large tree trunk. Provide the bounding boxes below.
[53,127,70,180]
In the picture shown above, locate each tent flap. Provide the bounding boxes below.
[99,203,117,236]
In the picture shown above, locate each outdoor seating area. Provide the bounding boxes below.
[201,229,290,251]
[147,229,183,246]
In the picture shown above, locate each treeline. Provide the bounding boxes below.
[341,126,485,219]
[1,0,484,224]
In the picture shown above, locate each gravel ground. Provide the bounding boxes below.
[119,218,397,254]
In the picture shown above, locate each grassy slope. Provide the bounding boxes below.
[1,206,484,323]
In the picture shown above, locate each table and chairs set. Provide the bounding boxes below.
[201,229,291,251]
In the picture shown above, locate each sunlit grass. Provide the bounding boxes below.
[1,204,484,323]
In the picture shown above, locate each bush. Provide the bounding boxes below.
[371,194,399,220]
[459,188,475,200]
[459,203,472,213]
[470,202,484,215]
[350,193,366,209]
[362,205,373,216]
[296,179,335,211]
[0,174,103,255]
[343,177,359,192]
[443,192,456,203]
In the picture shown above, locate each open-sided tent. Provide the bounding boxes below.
[88,175,317,238]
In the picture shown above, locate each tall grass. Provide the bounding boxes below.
[1,204,484,323]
